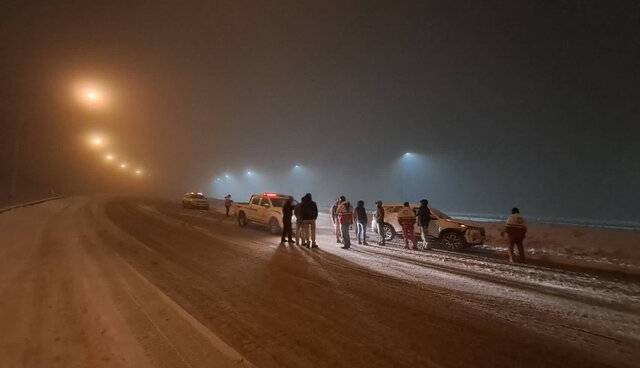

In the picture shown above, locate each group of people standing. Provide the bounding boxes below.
[275,193,528,263]
[329,196,388,249]
[280,193,319,248]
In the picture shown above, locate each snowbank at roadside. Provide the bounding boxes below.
[472,219,640,273]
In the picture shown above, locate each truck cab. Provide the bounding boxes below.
[236,193,295,234]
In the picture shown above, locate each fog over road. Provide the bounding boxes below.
[0,197,638,368]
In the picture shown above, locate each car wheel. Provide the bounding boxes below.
[238,212,248,227]
[440,231,465,251]
[382,222,396,241]
[269,218,281,235]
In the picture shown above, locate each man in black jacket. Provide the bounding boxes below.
[300,193,318,248]
[280,197,295,245]
[417,199,431,249]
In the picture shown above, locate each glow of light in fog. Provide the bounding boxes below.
[89,135,105,148]
[120,163,128,169]
[73,81,109,109]
[134,169,143,175]
[86,90,101,102]
[104,153,115,161]
[224,174,230,179]
[246,170,253,176]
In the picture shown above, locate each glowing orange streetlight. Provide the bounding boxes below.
[104,153,115,162]
[134,169,143,176]
[85,90,101,102]
[73,82,108,109]
[119,162,128,169]
[88,134,106,148]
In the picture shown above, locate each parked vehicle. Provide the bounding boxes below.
[182,192,210,210]
[236,193,296,234]
[372,203,485,251]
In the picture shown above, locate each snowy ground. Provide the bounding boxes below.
[1,196,638,367]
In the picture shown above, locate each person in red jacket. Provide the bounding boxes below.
[397,202,418,250]
[501,207,528,263]
[336,200,353,249]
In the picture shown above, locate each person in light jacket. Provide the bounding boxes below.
[375,201,386,245]
[501,207,527,263]
[294,200,305,245]
[331,197,343,243]
[224,194,233,217]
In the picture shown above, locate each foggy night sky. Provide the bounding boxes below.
[1,1,639,223]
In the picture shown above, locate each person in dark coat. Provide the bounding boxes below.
[417,199,432,249]
[300,193,319,248]
[353,200,369,245]
[280,197,295,245]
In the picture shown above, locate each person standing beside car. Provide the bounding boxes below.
[280,197,295,245]
[417,199,432,249]
[301,193,319,248]
[375,201,386,245]
[224,194,233,217]
[353,200,369,245]
[502,207,527,263]
[337,200,354,249]
[397,202,418,250]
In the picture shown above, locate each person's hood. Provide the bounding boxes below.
[302,193,311,202]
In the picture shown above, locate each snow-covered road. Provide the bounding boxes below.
[0,196,638,367]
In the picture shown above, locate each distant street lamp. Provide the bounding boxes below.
[85,90,101,102]
[104,153,115,162]
[134,169,143,176]
[119,163,128,169]
[90,136,104,147]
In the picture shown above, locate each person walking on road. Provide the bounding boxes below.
[301,193,319,248]
[337,200,354,249]
[375,201,386,245]
[502,207,528,263]
[398,202,418,250]
[417,199,432,249]
[331,198,342,244]
[224,194,233,217]
[294,200,305,245]
[353,200,369,245]
[280,197,295,245]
